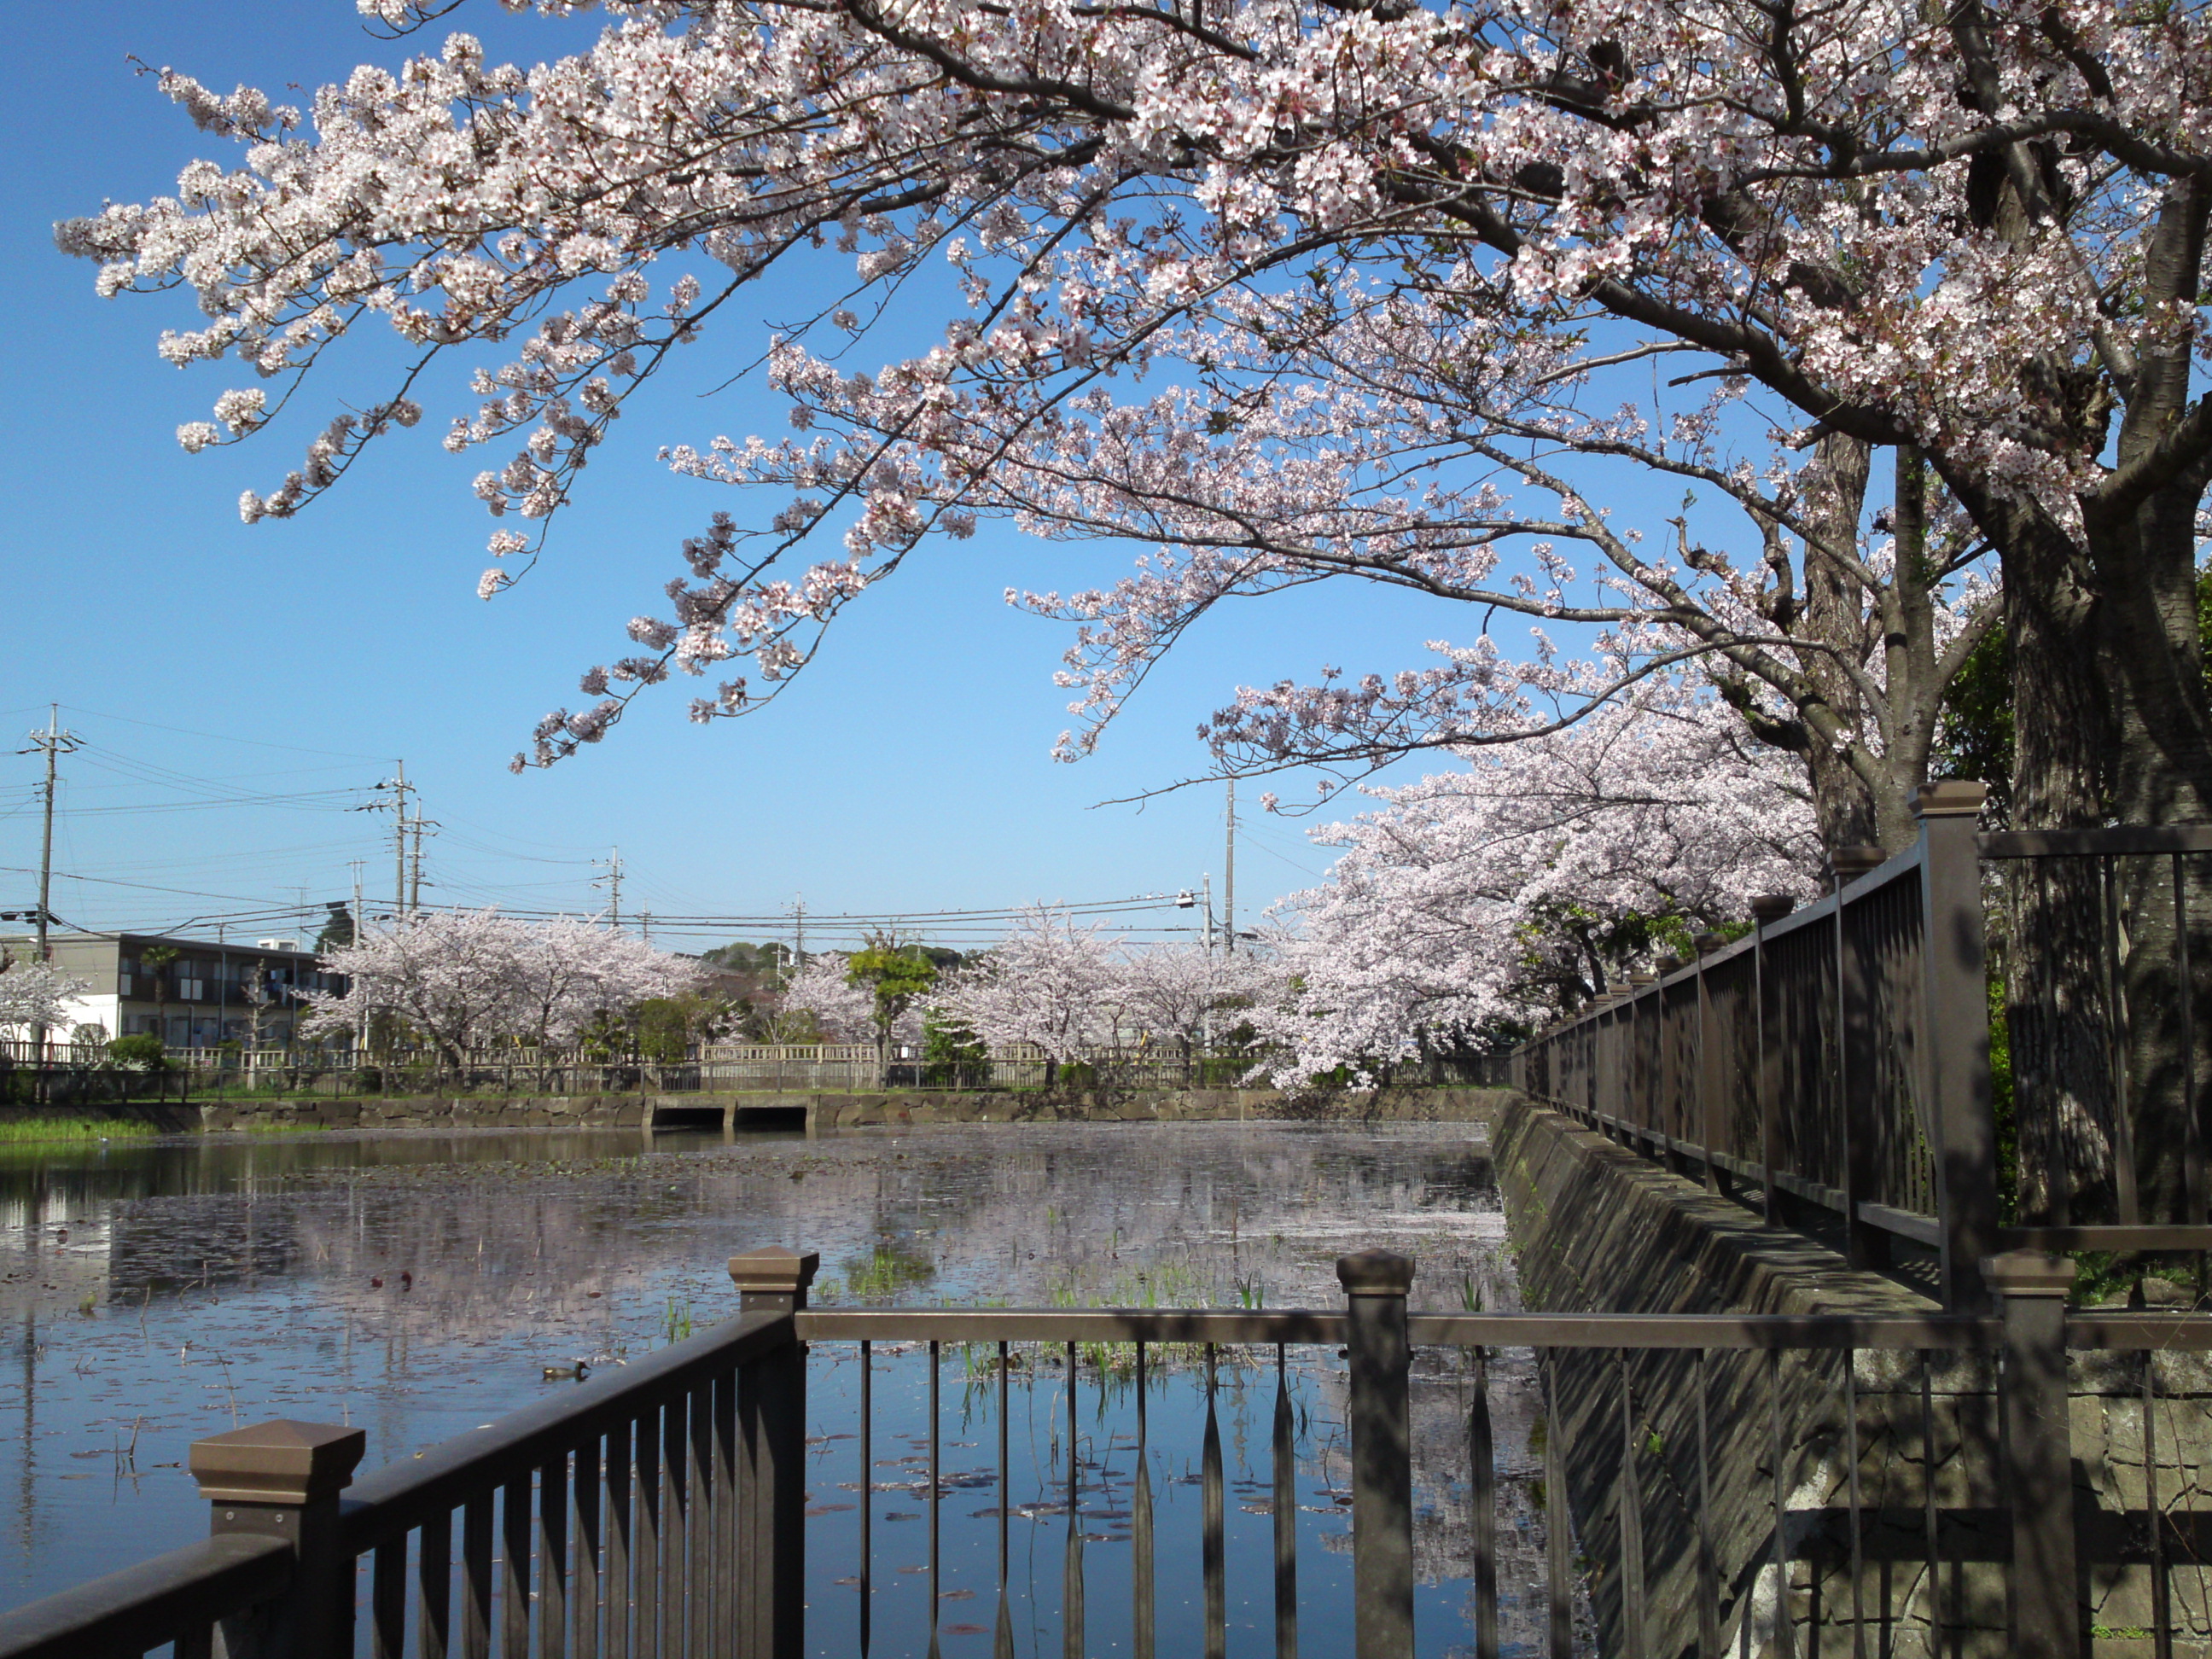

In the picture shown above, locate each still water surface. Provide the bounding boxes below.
[0,1121,1557,1656]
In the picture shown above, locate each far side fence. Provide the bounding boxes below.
[0,1041,1510,1106]
[1514,779,2212,1310]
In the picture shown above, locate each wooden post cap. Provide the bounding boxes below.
[1981,1251,2077,1296]
[189,1420,364,1506]
[1912,780,1988,818]
[1693,932,1726,955]
[1336,1249,1416,1297]
[1749,895,1795,923]
[1832,845,1887,880]
[728,1246,820,1295]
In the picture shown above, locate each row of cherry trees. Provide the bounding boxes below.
[780,687,1820,1087]
[783,907,1283,1069]
[300,909,700,1064]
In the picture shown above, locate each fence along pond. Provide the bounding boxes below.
[0,1239,2179,1659]
[1516,779,2212,1301]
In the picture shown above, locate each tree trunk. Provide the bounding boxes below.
[1795,435,1884,853]
[2002,514,2116,1222]
[2092,468,2212,1225]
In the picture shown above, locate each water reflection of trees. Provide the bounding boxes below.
[9,1122,1510,1356]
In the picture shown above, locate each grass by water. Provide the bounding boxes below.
[0,1117,166,1145]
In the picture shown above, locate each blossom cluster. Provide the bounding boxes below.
[1254,684,1825,1083]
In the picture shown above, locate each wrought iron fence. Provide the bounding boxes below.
[1514,780,2212,1310]
[1976,824,2212,1254]
[0,1242,2177,1659]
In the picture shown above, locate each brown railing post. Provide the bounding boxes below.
[189,1418,364,1659]
[729,1246,817,1659]
[1985,1251,2080,1659]
[1918,781,1998,1311]
[1834,845,1889,1271]
[1751,895,1796,1228]
[1338,1249,1415,1659]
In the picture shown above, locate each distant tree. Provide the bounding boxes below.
[934,911,1120,1086]
[316,905,357,953]
[239,957,276,1051]
[0,957,89,1039]
[300,911,697,1064]
[920,1010,987,1088]
[700,940,794,982]
[139,945,178,1048]
[776,955,875,1045]
[632,990,734,1063]
[843,940,939,1073]
[1111,945,1280,1075]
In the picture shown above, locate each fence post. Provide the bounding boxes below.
[730,1246,818,1659]
[1834,845,1890,1270]
[1751,895,1796,1228]
[1918,781,1998,1311]
[1985,1251,2080,1659]
[1338,1248,1415,1659]
[189,1418,365,1658]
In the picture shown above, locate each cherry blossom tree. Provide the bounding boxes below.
[0,960,89,1041]
[1260,683,1823,1085]
[300,909,697,1062]
[842,941,938,1070]
[61,0,2200,845]
[933,908,1121,1078]
[503,916,699,1045]
[775,952,878,1045]
[1111,942,1281,1073]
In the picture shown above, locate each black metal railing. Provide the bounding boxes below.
[0,1242,2186,1659]
[1516,780,1992,1303]
[1515,781,2212,1308]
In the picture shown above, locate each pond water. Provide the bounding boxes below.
[0,1121,1563,1656]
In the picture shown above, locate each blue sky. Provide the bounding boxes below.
[1,1,1510,954]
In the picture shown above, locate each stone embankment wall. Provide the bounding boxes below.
[1495,1096,2212,1659]
[184,1085,1511,1134]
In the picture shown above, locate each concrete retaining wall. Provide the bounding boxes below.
[1495,1096,2212,1659]
[180,1085,1511,1134]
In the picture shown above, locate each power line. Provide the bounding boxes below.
[56,704,395,761]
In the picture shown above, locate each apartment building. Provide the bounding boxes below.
[0,930,348,1048]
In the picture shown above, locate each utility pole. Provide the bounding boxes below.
[641,910,653,946]
[594,848,625,931]
[350,861,368,1062]
[18,707,81,964]
[1202,872,1214,954]
[794,893,806,966]
[407,811,435,915]
[370,762,411,920]
[1224,777,1237,954]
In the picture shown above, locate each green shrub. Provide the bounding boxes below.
[106,1033,167,1071]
